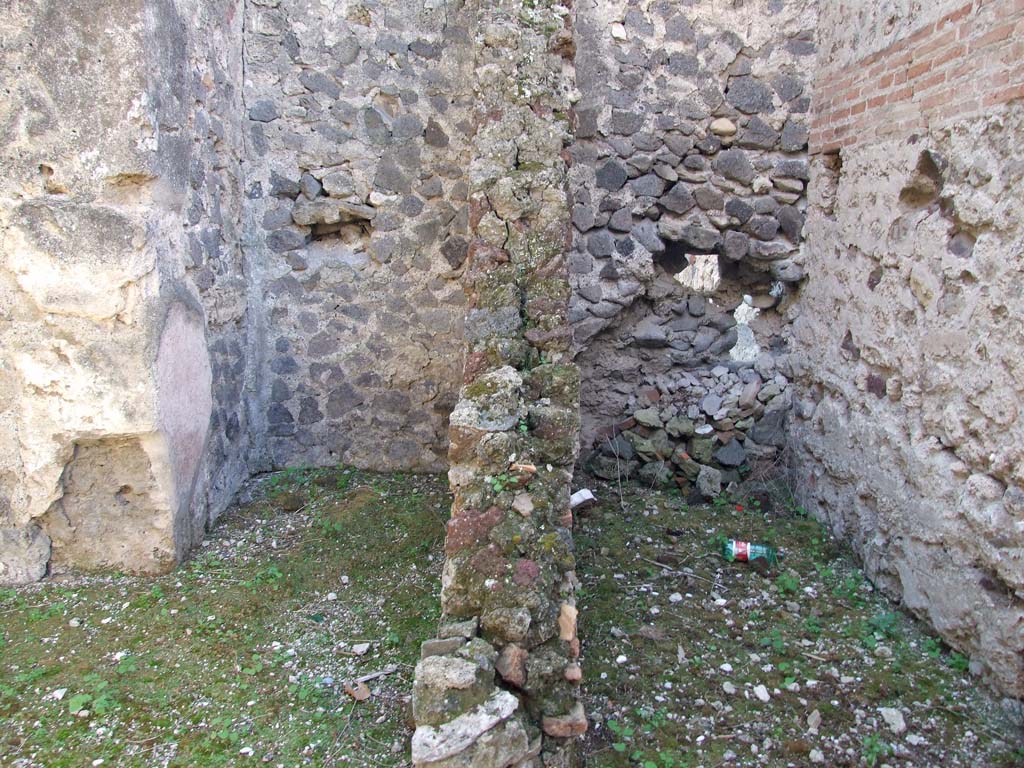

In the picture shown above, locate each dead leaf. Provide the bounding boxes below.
[344,681,372,701]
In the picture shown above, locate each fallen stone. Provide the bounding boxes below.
[879,707,907,734]
[701,393,723,415]
[569,489,596,510]
[541,702,588,738]
[665,416,695,438]
[634,408,664,428]
[696,465,722,499]
[692,462,724,499]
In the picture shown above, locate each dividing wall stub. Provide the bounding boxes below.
[410,2,586,766]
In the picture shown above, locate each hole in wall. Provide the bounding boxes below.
[900,150,946,208]
[674,253,721,294]
[655,240,693,275]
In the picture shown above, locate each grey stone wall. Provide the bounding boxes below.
[790,0,1024,698]
[0,0,255,581]
[568,0,817,493]
[241,0,470,473]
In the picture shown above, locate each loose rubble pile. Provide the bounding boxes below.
[410,3,586,767]
[588,350,790,499]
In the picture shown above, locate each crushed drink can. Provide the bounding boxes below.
[722,539,782,564]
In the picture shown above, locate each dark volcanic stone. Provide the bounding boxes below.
[633,219,665,254]
[781,120,810,152]
[772,74,805,103]
[774,159,810,180]
[596,160,628,192]
[745,215,780,241]
[609,109,645,135]
[715,149,755,185]
[777,205,805,240]
[694,185,725,211]
[726,76,774,115]
[724,231,750,260]
[725,198,754,224]
[587,230,615,257]
[630,173,667,197]
[572,204,596,232]
[248,100,279,123]
[661,184,696,214]
[608,207,633,232]
[737,117,779,150]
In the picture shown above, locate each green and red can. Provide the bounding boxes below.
[722,539,782,564]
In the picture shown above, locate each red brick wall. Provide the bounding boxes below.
[811,0,1024,154]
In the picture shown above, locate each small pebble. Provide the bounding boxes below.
[753,684,770,702]
[616,655,628,665]
[669,592,683,603]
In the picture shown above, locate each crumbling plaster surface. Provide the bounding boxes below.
[0,0,256,582]
[790,0,1024,694]
[242,0,470,473]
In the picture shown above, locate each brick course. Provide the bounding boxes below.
[811,0,1024,153]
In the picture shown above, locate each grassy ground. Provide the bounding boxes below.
[1,469,1021,767]
[0,468,448,768]
[576,479,1024,768]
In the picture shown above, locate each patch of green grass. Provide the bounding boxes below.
[0,468,449,767]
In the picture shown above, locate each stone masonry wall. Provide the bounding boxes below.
[569,0,817,497]
[242,0,470,473]
[411,2,586,766]
[0,0,255,583]
[790,0,1024,697]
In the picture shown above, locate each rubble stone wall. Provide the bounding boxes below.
[569,0,817,498]
[241,0,470,473]
[411,2,586,765]
[790,0,1024,696]
[0,0,256,583]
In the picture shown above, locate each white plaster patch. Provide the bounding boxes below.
[731,297,762,363]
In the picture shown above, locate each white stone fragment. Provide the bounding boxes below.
[879,707,906,734]
[411,690,519,764]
